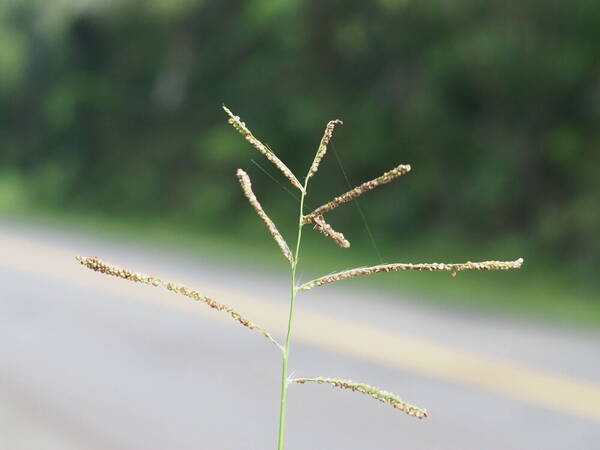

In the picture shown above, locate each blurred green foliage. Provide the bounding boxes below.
[1,0,599,281]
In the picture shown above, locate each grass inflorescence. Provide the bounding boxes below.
[300,258,524,290]
[76,106,523,450]
[311,214,351,248]
[302,163,412,224]
[76,255,279,347]
[223,105,303,191]
[291,377,427,418]
[237,168,293,264]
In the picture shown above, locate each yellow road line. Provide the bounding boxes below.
[2,232,600,421]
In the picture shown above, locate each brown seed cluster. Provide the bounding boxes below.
[223,106,303,191]
[301,258,524,290]
[164,282,257,330]
[303,163,411,224]
[307,119,343,179]
[312,215,350,248]
[292,377,427,419]
[76,255,278,346]
[237,169,293,264]
[76,256,161,286]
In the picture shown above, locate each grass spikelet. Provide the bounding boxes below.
[223,106,303,191]
[75,255,162,286]
[300,258,524,290]
[303,163,411,224]
[307,119,343,179]
[291,377,427,419]
[237,169,293,264]
[311,214,350,248]
[76,256,280,347]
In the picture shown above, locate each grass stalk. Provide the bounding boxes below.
[277,178,307,450]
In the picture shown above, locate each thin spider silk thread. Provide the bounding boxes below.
[332,144,384,264]
[250,159,300,203]
[250,159,318,211]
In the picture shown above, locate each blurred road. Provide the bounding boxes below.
[1,220,600,450]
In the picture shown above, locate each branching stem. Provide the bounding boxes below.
[277,177,308,450]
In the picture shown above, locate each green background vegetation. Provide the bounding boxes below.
[1,0,598,324]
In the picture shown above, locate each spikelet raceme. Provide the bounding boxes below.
[223,106,303,191]
[307,119,343,179]
[292,377,427,419]
[311,215,350,248]
[303,163,411,224]
[301,258,524,290]
[237,169,293,264]
[76,256,279,346]
[76,256,162,286]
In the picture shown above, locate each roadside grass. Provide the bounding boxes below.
[1,171,598,328]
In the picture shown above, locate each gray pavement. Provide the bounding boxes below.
[1,220,599,450]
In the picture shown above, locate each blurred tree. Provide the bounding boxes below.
[1,0,598,268]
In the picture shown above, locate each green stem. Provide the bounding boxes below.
[277,181,307,450]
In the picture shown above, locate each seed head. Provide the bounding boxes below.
[311,215,350,248]
[236,169,293,264]
[223,106,303,191]
[292,377,427,419]
[301,258,524,290]
[76,255,279,347]
[307,119,343,179]
[303,163,411,224]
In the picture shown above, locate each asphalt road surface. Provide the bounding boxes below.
[1,219,599,450]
